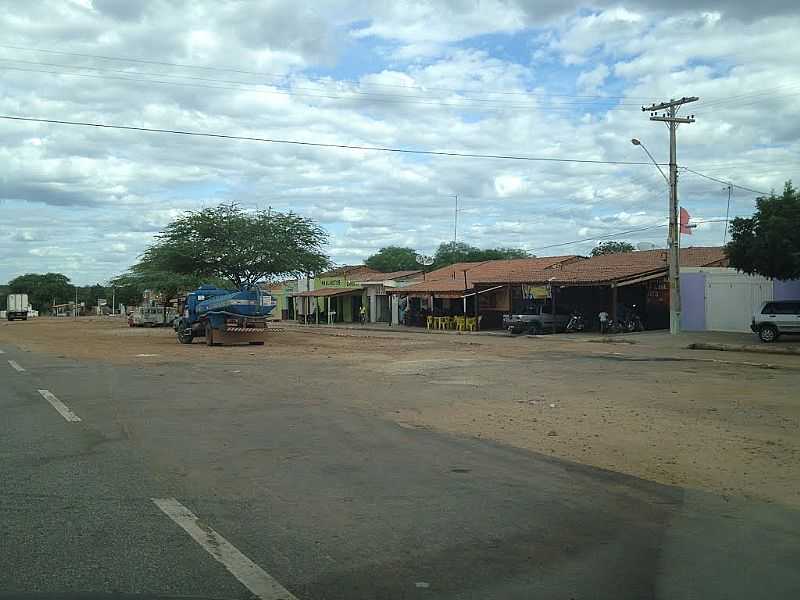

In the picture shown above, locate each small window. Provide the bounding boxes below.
[762,303,777,314]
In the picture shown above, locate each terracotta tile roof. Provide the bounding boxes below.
[465,256,578,281]
[472,247,727,285]
[389,255,577,295]
[292,286,364,298]
[424,262,489,281]
[351,270,423,282]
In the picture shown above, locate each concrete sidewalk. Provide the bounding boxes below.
[282,320,503,336]
[576,330,800,356]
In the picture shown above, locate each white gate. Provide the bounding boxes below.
[704,269,773,332]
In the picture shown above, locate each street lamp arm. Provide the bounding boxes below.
[633,140,669,184]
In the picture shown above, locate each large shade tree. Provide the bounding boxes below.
[726,181,800,280]
[365,246,420,272]
[432,241,529,268]
[113,204,330,297]
[8,272,73,311]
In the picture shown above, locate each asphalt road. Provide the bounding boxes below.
[2,343,799,600]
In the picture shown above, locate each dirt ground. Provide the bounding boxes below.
[3,317,799,508]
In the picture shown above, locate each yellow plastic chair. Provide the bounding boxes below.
[426,315,434,330]
[466,317,476,331]
[455,316,465,331]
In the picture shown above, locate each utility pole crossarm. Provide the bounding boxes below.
[641,96,699,112]
[650,116,695,124]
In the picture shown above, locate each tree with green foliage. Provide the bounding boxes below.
[591,241,635,257]
[110,282,144,308]
[365,246,420,272]
[110,268,207,305]
[726,181,800,280]
[432,242,529,267]
[113,204,330,299]
[8,272,73,311]
[477,247,531,261]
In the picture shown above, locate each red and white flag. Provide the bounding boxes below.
[680,207,692,235]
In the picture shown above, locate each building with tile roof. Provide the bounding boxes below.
[388,247,727,330]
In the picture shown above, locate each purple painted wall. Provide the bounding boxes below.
[680,272,706,331]
[773,279,800,300]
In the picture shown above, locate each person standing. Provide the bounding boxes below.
[359,303,367,325]
[598,310,609,334]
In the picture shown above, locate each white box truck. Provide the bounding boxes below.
[6,293,29,321]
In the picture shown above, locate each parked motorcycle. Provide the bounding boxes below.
[566,311,586,332]
[620,304,645,332]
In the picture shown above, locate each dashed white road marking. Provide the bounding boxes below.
[37,389,82,422]
[8,359,24,372]
[152,498,297,600]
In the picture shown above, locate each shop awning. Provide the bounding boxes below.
[292,287,364,298]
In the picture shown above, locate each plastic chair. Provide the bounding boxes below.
[426,316,434,330]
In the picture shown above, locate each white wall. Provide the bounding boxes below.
[685,268,774,332]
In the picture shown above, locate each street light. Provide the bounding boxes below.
[631,138,668,184]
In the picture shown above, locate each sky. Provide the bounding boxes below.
[0,0,798,285]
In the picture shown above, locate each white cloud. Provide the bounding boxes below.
[576,63,609,94]
[0,1,797,284]
[494,175,527,197]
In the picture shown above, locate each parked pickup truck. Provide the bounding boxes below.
[503,303,572,334]
[6,293,29,321]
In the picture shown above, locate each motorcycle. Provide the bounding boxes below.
[566,311,586,332]
[620,304,645,332]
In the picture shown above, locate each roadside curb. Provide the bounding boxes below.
[687,342,800,356]
[279,323,502,337]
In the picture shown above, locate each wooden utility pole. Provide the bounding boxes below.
[642,96,698,335]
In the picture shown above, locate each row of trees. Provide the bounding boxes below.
[2,273,142,312]
[365,242,531,272]
[7,182,796,311]
[364,240,636,272]
[5,205,331,311]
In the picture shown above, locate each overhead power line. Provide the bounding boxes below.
[0,64,636,113]
[0,43,659,101]
[529,218,731,253]
[0,114,664,166]
[0,57,646,109]
[0,63,647,115]
[0,114,772,194]
[680,167,769,195]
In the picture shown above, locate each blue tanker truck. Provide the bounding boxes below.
[174,284,277,346]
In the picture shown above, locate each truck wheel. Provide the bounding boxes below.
[759,324,778,343]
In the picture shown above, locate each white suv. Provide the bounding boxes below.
[751,300,800,342]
